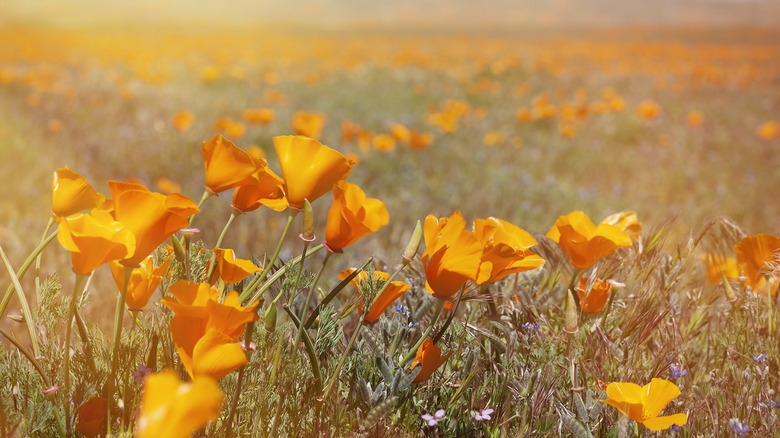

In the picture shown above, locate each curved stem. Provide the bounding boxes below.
[104,266,133,436]
[0,241,40,357]
[0,231,57,319]
[63,274,88,438]
[303,257,373,330]
[188,190,214,226]
[399,299,445,368]
[240,244,324,304]
[242,211,298,302]
[35,217,55,303]
[206,212,239,283]
[294,252,331,349]
[0,327,51,387]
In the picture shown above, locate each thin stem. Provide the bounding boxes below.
[73,310,98,375]
[240,244,324,304]
[399,299,445,368]
[320,312,365,401]
[241,210,298,302]
[206,212,239,283]
[294,251,331,349]
[34,217,55,304]
[282,305,322,393]
[0,241,40,357]
[225,321,255,437]
[0,231,57,320]
[105,266,133,436]
[303,257,373,330]
[188,190,214,226]
[63,274,88,438]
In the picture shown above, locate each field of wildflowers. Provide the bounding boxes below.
[0,16,779,438]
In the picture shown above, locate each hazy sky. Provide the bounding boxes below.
[2,0,779,28]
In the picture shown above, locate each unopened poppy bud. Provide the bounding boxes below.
[171,235,186,262]
[722,272,737,302]
[402,220,423,265]
[563,289,579,334]
[264,302,277,333]
[299,199,315,242]
[7,314,23,323]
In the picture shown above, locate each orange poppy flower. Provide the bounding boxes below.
[273,135,352,210]
[56,212,136,275]
[209,248,261,285]
[162,281,258,380]
[702,254,739,285]
[636,100,662,121]
[601,211,642,240]
[575,277,611,313]
[231,160,288,213]
[338,269,410,324]
[409,338,452,383]
[340,119,364,143]
[136,370,223,438]
[291,111,326,139]
[409,130,433,150]
[242,108,275,125]
[473,217,545,285]
[390,123,411,143]
[516,108,533,122]
[735,234,780,290]
[109,254,172,310]
[600,378,687,431]
[546,211,632,269]
[108,181,198,266]
[201,134,259,194]
[172,110,194,132]
[372,134,396,153]
[756,120,779,140]
[324,181,388,253]
[422,212,482,300]
[76,396,107,437]
[51,167,102,217]
[686,110,703,128]
[155,177,182,195]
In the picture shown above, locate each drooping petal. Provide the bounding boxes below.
[57,213,135,275]
[191,329,248,380]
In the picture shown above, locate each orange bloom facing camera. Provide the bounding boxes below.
[735,233,780,292]
[473,217,545,285]
[422,212,482,300]
[273,135,352,210]
[325,181,389,253]
[546,211,632,269]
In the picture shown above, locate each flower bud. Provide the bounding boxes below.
[722,272,737,302]
[299,199,315,242]
[171,235,186,263]
[264,302,277,333]
[402,220,423,265]
[563,289,579,334]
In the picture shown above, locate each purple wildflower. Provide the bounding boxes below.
[132,364,153,383]
[521,322,540,331]
[753,353,768,363]
[474,408,494,421]
[422,409,445,427]
[729,418,749,435]
[670,363,688,380]
[670,424,682,432]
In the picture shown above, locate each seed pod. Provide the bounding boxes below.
[264,302,277,333]
[402,220,422,266]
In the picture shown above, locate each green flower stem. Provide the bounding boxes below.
[104,266,133,436]
[432,285,465,344]
[366,261,407,315]
[282,305,322,393]
[206,212,239,284]
[240,210,298,303]
[767,281,775,337]
[303,257,373,330]
[63,273,88,438]
[34,217,55,303]
[0,327,51,388]
[0,231,58,320]
[188,190,214,226]
[294,252,332,350]
[224,321,255,437]
[0,241,40,357]
[73,309,97,375]
[240,244,324,305]
[454,304,479,362]
[290,241,312,305]
[320,312,366,401]
[399,299,445,368]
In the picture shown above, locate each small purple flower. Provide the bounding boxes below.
[670,424,682,432]
[753,353,768,363]
[670,363,687,380]
[132,364,153,383]
[421,409,445,426]
[521,322,540,331]
[729,418,749,435]
[474,408,494,421]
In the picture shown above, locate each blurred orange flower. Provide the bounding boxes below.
[108,181,198,266]
[756,120,779,140]
[325,181,388,253]
[390,123,411,143]
[292,111,326,139]
[409,130,433,150]
[172,110,194,132]
[546,211,632,269]
[57,212,135,275]
[109,254,171,310]
[601,211,642,240]
[422,212,482,300]
[372,134,396,153]
[155,176,181,194]
[637,99,662,121]
[473,217,544,285]
[136,370,223,438]
[575,277,611,313]
[338,269,410,324]
[76,396,107,437]
[516,108,533,122]
[600,378,687,431]
[686,110,703,128]
[201,134,258,194]
[162,281,259,380]
[273,135,352,209]
[51,167,102,217]
[735,234,780,291]
[242,108,275,125]
[209,248,261,285]
[702,254,739,285]
[409,338,452,383]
